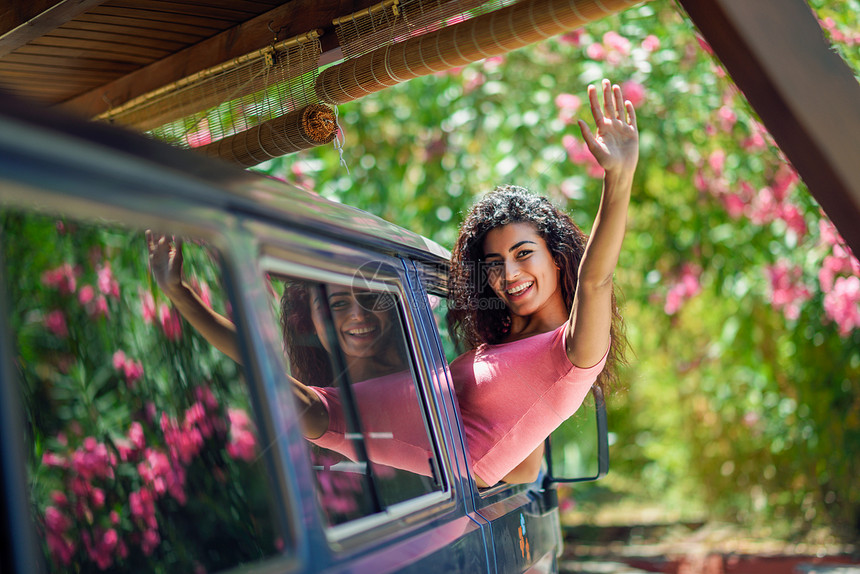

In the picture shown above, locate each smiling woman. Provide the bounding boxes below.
[446,79,636,487]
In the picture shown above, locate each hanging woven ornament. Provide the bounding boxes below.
[194,104,338,167]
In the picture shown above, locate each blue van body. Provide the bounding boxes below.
[0,92,599,574]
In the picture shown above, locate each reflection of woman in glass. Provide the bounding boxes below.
[280,283,405,386]
[146,244,432,474]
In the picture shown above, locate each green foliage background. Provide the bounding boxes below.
[253,0,860,538]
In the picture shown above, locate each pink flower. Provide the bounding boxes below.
[185,118,212,148]
[779,203,807,237]
[555,93,581,124]
[51,491,68,506]
[641,34,660,52]
[823,276,860,336]
[45,310,68,337]
[603,31,631,55]
[586,42,606,61]
[664,264,702,315]
[159,304,182,341]
[91,295,109,319]
[41,263,77,294]
[772,164,799,201]
[78,284,95,305]
[123,359,144,387]
[819,218,843,247]
[717,105,737,132]
[722,194,746,219]
[112,350,126,370]
[45,506,71,533]
[91,487,106,508]
[621,80,646,109]
[141,290,157,324]
[559,29,583,46]
[227,407,257,462]
[46,530,76,566]
[562,134,602,177]
[696,35,714,55]
[97,263,120,299]
[747,187,780,225]
[190,278,212,309]
[708,149,726,175]
[766,260,811,320]
[42,451,69,468]
[129,421,145,450]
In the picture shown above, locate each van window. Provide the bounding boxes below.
[0,209,285,572]
[267,274,443,527]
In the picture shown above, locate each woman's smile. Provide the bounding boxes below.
[482,222,567,324]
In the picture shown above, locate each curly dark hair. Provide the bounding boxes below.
[447,185,627,390]
[279,282,333,387]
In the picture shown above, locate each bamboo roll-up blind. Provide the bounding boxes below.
[193,104,338,167]
[316,0,642,105]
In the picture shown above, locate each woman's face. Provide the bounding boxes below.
[482,222,564,318]
[310,286,395,359]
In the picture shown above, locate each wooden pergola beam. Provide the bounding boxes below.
[59,0,378,119]
[0,0,108,56]
[679,0,860,255]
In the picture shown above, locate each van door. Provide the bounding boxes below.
[246,222,492,573]
[412,259,563,574]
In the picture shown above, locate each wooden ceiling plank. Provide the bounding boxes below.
[0,0,110,57]
[14,44,163,65]
[104,0,258,20]
[88,6,241,28]
[28,36,173,60]
[76,13,219,36]
[143,0,283,9]
[0,65,126,82]
[2,52,141,72]
[679,0,860,255]
[43,26,187,50]
[63,0,382,118]
[62,19,202,44]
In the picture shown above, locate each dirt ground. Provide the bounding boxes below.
[558,521,860,574]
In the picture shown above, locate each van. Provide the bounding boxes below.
[0,91,606,573]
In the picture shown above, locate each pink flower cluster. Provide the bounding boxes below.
[819,17,860,46]
[700,159,807,237]
[41,436,130,568]
[586,31,631,65]
[555,93,581,125]
[664,263,702,315]
[765,260,811,320]
[38,384,259,569]
[158,303,182,340]
[227,407,258,462]
[113,350,144,388]
[818,220,860,336]
[562,134,602,177]
[41,263,78,294]
[160,386,226,467]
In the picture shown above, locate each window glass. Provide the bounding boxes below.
[267,274,442,527]
[1,210,285,572]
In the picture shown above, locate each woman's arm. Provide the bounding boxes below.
[146,231,330,437]
[146,231,243,363]
[565,79,639,367]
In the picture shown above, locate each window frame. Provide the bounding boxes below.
[253,230,457,548]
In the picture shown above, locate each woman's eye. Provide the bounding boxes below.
[330,300,348,310]
[517,250,532,258]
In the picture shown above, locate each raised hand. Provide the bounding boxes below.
[578,79,639,176]
[145,230,184,296]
